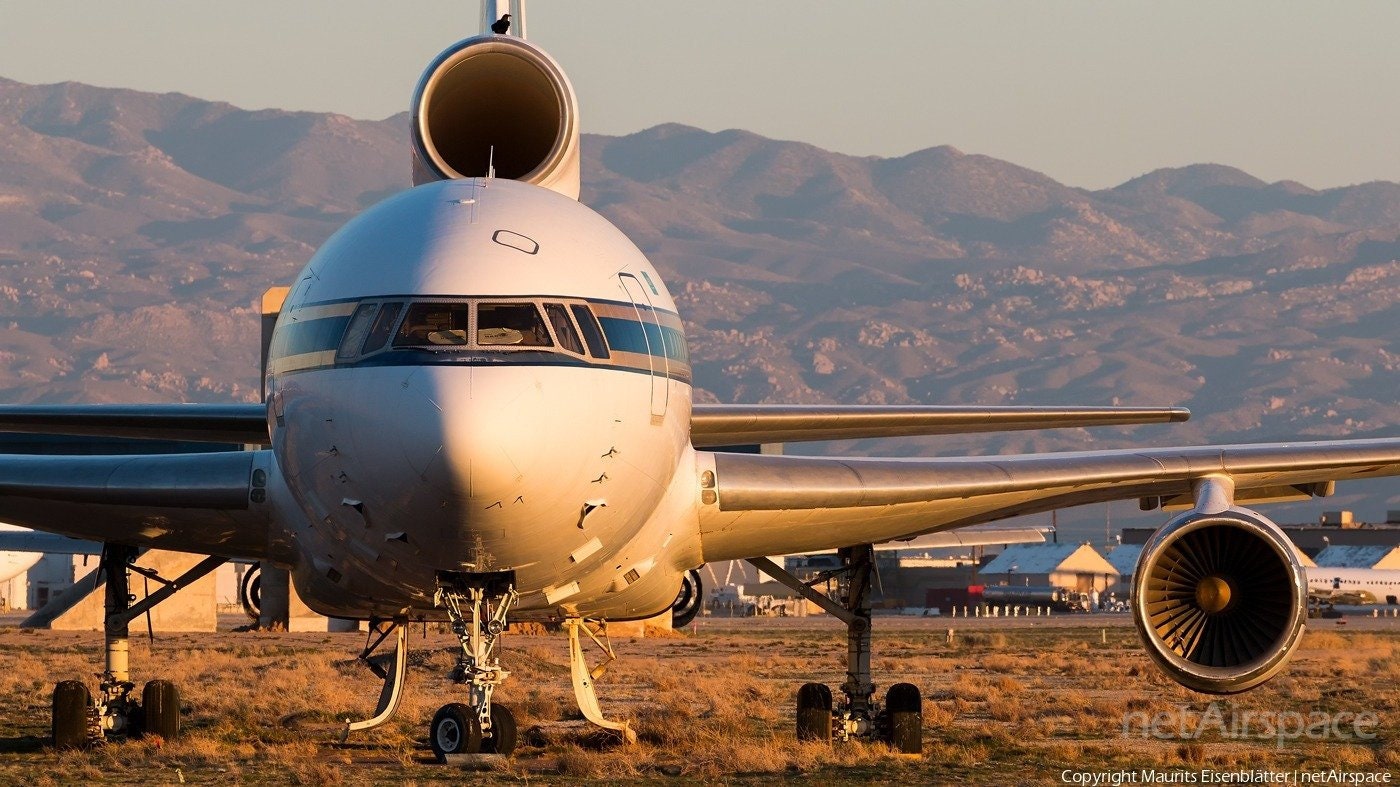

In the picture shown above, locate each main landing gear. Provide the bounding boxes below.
[748,544,923,755]
[428,572,519,761]
[52,543,226,748]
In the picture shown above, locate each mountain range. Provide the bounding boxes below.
[1,76,1397,527]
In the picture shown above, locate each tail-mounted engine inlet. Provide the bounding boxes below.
[410,35,580,198]
[1132,498,1307,694]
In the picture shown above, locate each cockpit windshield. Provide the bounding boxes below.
[477,303,553,347]
[279,294,691,378]
[394,303,472,347]
[380,300,561,351]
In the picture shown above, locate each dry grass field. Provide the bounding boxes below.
[0,614,1394,785]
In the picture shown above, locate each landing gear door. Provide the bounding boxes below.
[618,273,668,419]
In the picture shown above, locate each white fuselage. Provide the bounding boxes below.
[1306,566,1400,603]
[265,179,702,620]
[0,524,42,584]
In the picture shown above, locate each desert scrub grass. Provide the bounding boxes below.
[633,695,698,747]
[925,740,990,768]
[991,675,1025,694]
[947,672,990,701]
[1325,743,1377,767]
[1,621,1396,784]
[515,685,569,727]
[1300,630,1351,651]
[555,743,645,780]
[924,699,957,727]
[1379,735,1400,768]
[986,694,1024,723]
[958,632,1008,650]
[982,652,1035,673]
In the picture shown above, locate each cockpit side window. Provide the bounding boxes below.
[394,302,471,347]
[543,303,585,355]
[336,303,379,361]
[570,304,610,359]
[477,303,553,347]
[361,301,404,354]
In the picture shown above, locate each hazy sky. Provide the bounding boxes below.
[1,1,1397,190]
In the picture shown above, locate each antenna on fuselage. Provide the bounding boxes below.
[487,146,496,180]
[482,0,527,38]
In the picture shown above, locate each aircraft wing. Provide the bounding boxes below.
[696,438,1400,561]
[773,525,1049,559]
[689,404,1188,447]
[0,451,273,560]
[876,525,1048,550]
[0,403,268,444]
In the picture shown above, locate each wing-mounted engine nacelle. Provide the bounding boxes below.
[410,34,581,198]
[1132,501,1307,694]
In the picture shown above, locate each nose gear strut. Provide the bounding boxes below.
[429,580,520,760]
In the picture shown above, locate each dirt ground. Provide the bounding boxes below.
[0,611,1395,785]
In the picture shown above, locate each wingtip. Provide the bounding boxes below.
[1170,407,1192,422]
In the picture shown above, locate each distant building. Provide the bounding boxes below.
[26,554,90,610]
[1123,509,1400,555]
[979,543,1119,593]
[1313,545,1400,570]
[1105,544,1143,585]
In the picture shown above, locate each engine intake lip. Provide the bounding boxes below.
[1132,507,1307,695]
[411,35,577,185]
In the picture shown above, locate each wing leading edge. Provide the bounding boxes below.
[696,438,1400,561]
[690,404,1188,447]
[0,451,274,560]
[0,402,1185,449]
[0,403,268,445]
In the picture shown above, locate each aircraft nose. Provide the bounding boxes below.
[389,366,548,504]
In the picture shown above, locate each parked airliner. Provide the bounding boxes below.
[1307,567,1400,605]
[0,0,1398,761]
[0,524,43,586]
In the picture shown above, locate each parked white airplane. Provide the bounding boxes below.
[1307,567,1400,605]
[0,524,44,584]
[1,0,1399,760]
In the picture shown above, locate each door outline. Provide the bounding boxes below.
[618,273,668,419]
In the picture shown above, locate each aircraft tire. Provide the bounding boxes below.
[795,682,833,742]
[52,680,91,750]
[430,702,482,761]
[480,703,517,755]
[885,683,922,755]
[671,569,703,629]
[239,565,262,621]
[141,680,181,740]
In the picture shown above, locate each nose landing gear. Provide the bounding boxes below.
[430,573,520,761]
[749,544,923,755]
